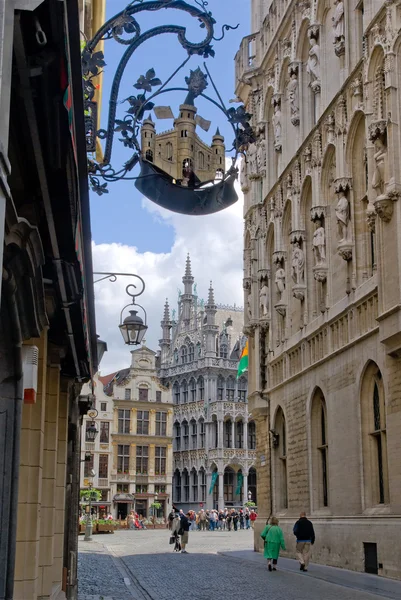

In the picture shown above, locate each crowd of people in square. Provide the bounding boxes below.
[168,507,258,533]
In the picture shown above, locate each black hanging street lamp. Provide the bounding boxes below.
[82,0,255,216]
[85,422,98,442]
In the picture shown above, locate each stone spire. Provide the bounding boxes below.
[182,253,194,291]
[204,281,218,357]
[181,254,194,326]
[159,298,172,365]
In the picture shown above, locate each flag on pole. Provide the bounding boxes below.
[236,340,248,378]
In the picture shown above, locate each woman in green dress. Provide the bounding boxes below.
[260,516,286,571]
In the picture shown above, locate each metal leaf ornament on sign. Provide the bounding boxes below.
[82,0,255,215]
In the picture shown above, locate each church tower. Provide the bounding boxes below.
[181,253,194,327]
[211,127,225,175]
[159,299,172,365]
[141,115,156,162]
[174,101,197,177]
[204,281,218,357]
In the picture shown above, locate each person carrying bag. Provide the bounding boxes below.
[260,516,286,571]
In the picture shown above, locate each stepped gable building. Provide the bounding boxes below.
[158,256,257,513]
[140,86,226,183]
[88,345,174,520]
[236,0,401,579]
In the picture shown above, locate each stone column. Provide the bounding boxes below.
[242,472,248,505]
[52,380,68,594]
[14,332,48,600]
[218,420,223,449]
[38,355,61,600]
[218,472,224,510]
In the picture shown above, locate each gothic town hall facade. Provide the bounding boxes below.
[236,0,401,579]
[158,256,257,513]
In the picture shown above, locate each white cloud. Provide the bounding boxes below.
[93,171,244,374]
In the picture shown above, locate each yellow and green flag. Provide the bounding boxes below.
[237,340,248,378]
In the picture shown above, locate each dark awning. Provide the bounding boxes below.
[113,493,135,503]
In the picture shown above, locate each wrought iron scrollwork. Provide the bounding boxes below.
[83,0,254,203]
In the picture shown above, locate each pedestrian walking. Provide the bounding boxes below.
[232,510,239,532]
[179,511,191,553]
[261,517,286,571]
[226,512,232,531]
[199,510,207,531]
[293,511,315,572]
[168,509,175,530]
[239,510,245,529]
[245,511,250,529]
[250,509,257,528]
[171,511,181,552]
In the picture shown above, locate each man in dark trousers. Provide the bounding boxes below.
[293,512,315,571]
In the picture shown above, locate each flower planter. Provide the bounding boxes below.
[96,523,115,533]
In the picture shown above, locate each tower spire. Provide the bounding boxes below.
[163,298,170,321]
[159,298,172,366]
[184,253,192,279]
[206,281,215,306]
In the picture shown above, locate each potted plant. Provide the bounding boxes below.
[96,518,117,533]
[244,500,256,508]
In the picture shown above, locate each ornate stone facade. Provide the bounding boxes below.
[158,256,257,512]
[236,0,401,579]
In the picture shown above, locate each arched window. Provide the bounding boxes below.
[181,346,188,364]
[189,378,196,402]
[310,389,329,508]
[235,420,244,448]
[274,407,288,510]
[226,377,235,400]
[180,130,188,138]
[166,141,173,161]
[173,382,180,405]
[361,363,389,506]
[224,467,235,503]
[173,469,181,502]
[188,343,195,362]
[248,467,257,504]
[182,420,189,449]
[220,343,228,358]
[217,376,225,400]
[181,380,188,403]
[212,417,218,448]
[215,168,224,180]
[183,468,189,501]
[248,421,256,449]
[224,419,232,448]
[190,419,197,449]
[199,467,206,500]
[191,468,198,501]
[198,151,205,169]
[145,149,153,162]
[199,418,205,448]
[174,422,181,451]
[197,376,204,401]
[238,377,247,402]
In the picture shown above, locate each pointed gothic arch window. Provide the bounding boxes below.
[226,376,235,400]
[181,345,188,364]
[173,382,180,405]
[189,378,196,402]
[238,377,247,401]
[274,407,288,510]
[235,420,244,449]
[173,469,181,502]
[199,467,206,500]
[166,141,173,161]
[248,421,256,449]
[310,389,329,508]
[191,468,198,501]
[182,420,189,449]
[199,418,205,448]
[188,343,194,362]
[198,151,205,169]
[197,376,204,401]
[183,468,189,501]
[181,380,188,403]
[190,418,197,449]
[217,375,225,401]
[220,343,228,358]
[224,419,232,448]
[174,422,181,451]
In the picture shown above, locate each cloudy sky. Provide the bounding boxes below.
[90,1,250,374]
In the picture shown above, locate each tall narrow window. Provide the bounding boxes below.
[188,344,195,362]
[238,377,247,401]
[118,409,130,434]
[182,380,188,403]
[318,402,328,507]
[198,376,204,400]
[84,453,94,477]
[199,468,206,500]
[274,407,288,510]
[226,377,235,400]
[371,380,387,504]
[155,411,167,436]
[98,454,108,479]
[183,469,190,501]
[173,382,180,404]
[190,378,196,402]
[191,469,198,501]
[137,410,149,435]
[182,420,189,449]
[224,420,232,448]
[138,387,149,401]
[155,447,166,475]
[136,446,149,474]
[181,346,188,364]
[236,421,244,449]
[174,470,181,502]
[224,468,234,502]
[166,141,173,161]
[199,419,205,448]
[124,388,131,400]
[213,419,218,448]
[248,421,256,449]
[174,422,181,451]
[100,421,110,443]
[117,445,130,474]
[217,376,225,401]
[191,419,197,449]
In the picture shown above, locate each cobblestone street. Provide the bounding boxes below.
[78,529,401,600]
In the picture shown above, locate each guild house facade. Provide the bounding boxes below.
[236,0,401,579]
[158,256,257,513]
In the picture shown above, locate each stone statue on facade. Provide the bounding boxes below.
[240,156,249,191]
[272,101,282,150]
[372,136,387,199]
[332,0,345,56]
[307,36,320,87]
[248,142,258,176]
[275,265,286,299]
[312,220,326,264]
[259,283,270,317]
[335,192,350,242]
[247,293,252,321]
[291,242,305,284]
[287,69,299,126]
[257,133,266,171]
